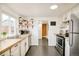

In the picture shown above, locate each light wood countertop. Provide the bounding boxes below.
[0,34,30,55]
[0,39,23,55]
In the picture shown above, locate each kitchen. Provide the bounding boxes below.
[0,3,79,56]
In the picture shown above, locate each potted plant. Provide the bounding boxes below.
[0,32,7,39]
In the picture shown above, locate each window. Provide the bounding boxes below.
[2,13,9,21]
[1,13,17,37]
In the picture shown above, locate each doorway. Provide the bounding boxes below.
[42,23,48,39]
[39,23,48,46]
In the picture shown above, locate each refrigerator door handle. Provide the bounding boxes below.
[69,19,73,47]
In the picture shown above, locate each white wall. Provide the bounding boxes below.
[71,5,79,18]
[31,20,39,45]
[62,5,79,20]
[27,17,40,45]
[0,4,19,18]
[48,17,62,46]
[28,17,62,46]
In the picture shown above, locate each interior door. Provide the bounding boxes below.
[42,24,47,39]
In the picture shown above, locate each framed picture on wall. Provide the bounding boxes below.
[50,21,56,26]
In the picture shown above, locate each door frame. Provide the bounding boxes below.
[41,23,48,39]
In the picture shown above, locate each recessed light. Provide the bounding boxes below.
[50,5,58,10]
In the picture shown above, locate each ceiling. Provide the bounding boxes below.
[5,3,77,17]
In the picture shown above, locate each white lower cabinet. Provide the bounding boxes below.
[0,50,10,56]
[28,35,31,47]
[25,37,29,53]
[11,43,20,56]
[21,39,26,56]
[0,35,31,56]
[65,37,70,56]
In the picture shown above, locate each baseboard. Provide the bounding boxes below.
[25,46,31,56]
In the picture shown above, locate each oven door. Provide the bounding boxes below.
[57,37,64,48]
[56,35,65,56]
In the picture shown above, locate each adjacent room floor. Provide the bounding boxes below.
[25,38,60,56]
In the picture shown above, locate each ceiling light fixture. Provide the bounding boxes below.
[50,5,58,10]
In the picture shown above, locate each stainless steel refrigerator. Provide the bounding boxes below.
[69,14,79,56]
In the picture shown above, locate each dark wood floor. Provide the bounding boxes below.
[25,39,60,56]
[39,38,48,46]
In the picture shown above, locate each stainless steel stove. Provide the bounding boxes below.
[55,34,65,56]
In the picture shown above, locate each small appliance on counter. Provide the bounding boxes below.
[19,30,29,35]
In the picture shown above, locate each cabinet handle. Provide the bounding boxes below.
[15,44,18,47]
[25,42,26,45]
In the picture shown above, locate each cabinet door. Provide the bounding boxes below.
[65,38,70,56]
[25,35,31,53]
[11,43,20,56]
[0,50,10,56]
[25,37,29,53]
[28,36,30,47]
[21,39,26,56]
[28,35,31,47]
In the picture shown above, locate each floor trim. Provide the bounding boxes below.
[25,46,31,56]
